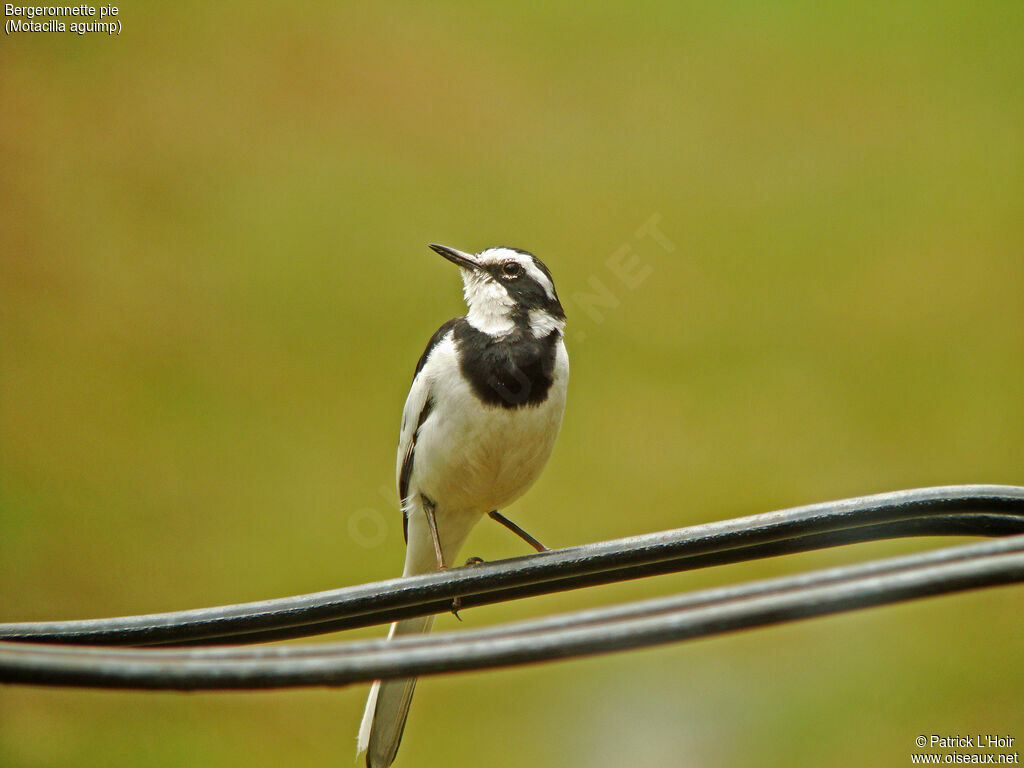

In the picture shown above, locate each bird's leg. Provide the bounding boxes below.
[489,510,549,553]
[421,496,447,570]
[421,495,463,619]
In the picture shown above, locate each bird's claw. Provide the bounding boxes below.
[464,556,485,566]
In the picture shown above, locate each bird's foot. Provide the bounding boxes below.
[433,564,462,619]
[464,556,485,566]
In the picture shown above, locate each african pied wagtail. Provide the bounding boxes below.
[358,244,569,767]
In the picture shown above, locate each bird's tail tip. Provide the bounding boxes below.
[356,679,380,758]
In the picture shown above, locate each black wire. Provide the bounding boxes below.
[2,535,1022,690]
[137,512,1024,647]
[2,485,1023,647]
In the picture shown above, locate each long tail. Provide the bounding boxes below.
[357,501,478,767]
[357,614,434,768]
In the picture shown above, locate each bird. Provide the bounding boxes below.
[357,243,569,767]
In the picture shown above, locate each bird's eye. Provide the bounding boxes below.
[501,261,523,278]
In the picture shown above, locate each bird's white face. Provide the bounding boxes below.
[454,247,563,336]
[460,250,518,334]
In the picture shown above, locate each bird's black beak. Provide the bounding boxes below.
[429,243,480,272]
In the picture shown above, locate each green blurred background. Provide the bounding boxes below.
[2,2,1023,766]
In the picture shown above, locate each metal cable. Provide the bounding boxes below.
[2,485,1023,647]
[2,535,1022,689]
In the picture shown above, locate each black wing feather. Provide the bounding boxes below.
[398,319,459,542]
[399,394,434,542]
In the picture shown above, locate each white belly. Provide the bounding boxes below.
[413,341,568,515]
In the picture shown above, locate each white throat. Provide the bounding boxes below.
[462,271,516,335]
